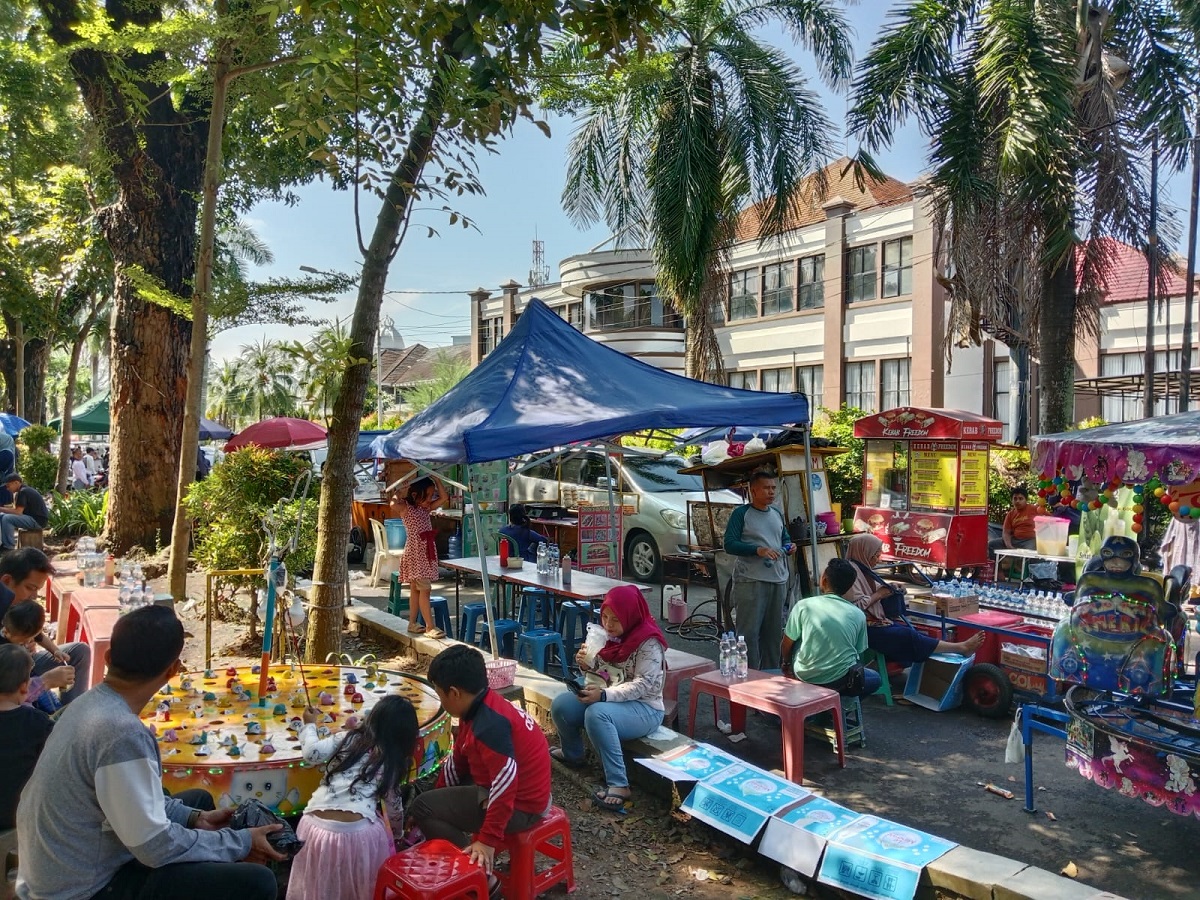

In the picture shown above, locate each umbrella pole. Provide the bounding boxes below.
[259,555,280,704]
[468,466,500,658]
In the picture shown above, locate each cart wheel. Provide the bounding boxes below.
[962,664,1013,719]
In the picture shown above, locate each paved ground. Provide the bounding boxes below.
[348,563,1198,899]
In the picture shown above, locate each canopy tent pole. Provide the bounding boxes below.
[468,464,501,658]
[603,450,617,576]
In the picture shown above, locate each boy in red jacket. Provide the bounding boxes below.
[411,645,552,881]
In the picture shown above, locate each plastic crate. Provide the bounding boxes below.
[486,658,517,690]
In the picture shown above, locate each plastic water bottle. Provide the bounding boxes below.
[118,583,132,614]
[536,543,548,576]
[719,635,733,679]
[735,636,749,679]
[549,544,560,577]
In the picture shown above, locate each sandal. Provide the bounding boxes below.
[550,747,586,770]
[424,627,446,639]
[407,624,426,634]
[592,787,631,814]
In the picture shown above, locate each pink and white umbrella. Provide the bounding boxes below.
[224,417,327,453]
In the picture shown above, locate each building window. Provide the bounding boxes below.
[481,316,504,355]
[845,361,876,412]
[880,358,911,409]
[583,281,678,332]
[796,365,824,407]
[761,263,794,316]
[993,359,1012,443]
[728,370,758,390]
[1100,350,1181,422]
[798,255,824,310]
[729,269,757,320]
[761,367,793,393]
[846,246,876,303]
[644,282,683,329]
[555,303,583,329]
[881,237,913,298]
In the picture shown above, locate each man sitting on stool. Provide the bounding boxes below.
[780,559,881,697]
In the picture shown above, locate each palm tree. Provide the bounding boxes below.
[849,0,1199,434]
[284,319,355,424]
[206,359,249,428]
[237,338,296,422]
[557,0,853,380]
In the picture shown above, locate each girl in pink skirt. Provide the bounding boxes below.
[290,696,418,900]
[391,476,445,638]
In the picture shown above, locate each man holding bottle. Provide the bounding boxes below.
[722,469,795,670]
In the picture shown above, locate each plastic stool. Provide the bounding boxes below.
[556,601,592,657]
[806,693,866,751]
[481,619,523,658]
[388,572,408,617]
[413,596,453,638]
[373,838,490,899]
[489,805,575,900]
[517,588,554,632]
[516,629,569,679]
[458,602,489,646]
[861,649,894,706]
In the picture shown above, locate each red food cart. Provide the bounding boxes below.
[852,407,1003,570]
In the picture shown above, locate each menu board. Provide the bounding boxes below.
[577,502,622,578]
[956,442,989,513]
[908,441,957,512]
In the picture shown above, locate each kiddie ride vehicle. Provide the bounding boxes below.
[1018,535,1200,817]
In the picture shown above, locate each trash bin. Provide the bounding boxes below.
[384,518,407,550]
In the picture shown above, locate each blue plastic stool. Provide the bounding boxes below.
[806,693,866,751]
[516,629,569,679]
[481,620,523,658]
[556,601,592,658]
[413,596,454,638]
[458,602,490,646]
[517,588,554,632]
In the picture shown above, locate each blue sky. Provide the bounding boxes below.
[216,2,1196,363]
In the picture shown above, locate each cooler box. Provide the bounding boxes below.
[955,611,1024,666]
[383,518,407,549]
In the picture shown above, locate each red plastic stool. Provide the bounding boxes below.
[373,839,490,899]
[491,805,575,899]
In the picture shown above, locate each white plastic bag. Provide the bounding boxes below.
[744,436,767,454]
[1004,707,1024,764]
[701,440,730,464]
[581,622,608,667]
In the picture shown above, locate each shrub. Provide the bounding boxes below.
[185,448,319,577]
[16,425,59,493]
[988,448,1033,522]
[812,405,866,511]
[46,490,108,537]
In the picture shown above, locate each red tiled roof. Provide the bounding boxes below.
[1081,237,1196,305]
[400,344,470,385]
[733,157,913,242]
[380,345,427,386]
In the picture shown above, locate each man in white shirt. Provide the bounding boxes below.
[70,448,91,490]
[82,447,97,477]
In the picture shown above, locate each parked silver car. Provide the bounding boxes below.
[509,448,741,582]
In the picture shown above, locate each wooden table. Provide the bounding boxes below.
[686,669,844,784]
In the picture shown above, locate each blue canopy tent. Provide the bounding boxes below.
[372,298,814,650]
[199,418,233,441]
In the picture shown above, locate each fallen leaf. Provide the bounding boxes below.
[1007,776,1016,782]
[627,852,640,864]
[611,876,630,892]
[1061,862,1078,879]
[668,851,686,864]
[1046,811,1057,821]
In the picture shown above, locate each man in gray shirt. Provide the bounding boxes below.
[723,470,795,669]
[16,605,284,900]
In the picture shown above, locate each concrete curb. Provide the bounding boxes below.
[345,603,1127,900]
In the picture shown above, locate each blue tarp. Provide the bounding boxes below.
[372,298,809,464]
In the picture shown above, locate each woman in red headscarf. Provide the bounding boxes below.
[550,584,667,813]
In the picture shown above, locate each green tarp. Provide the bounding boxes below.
[49,391,110,434]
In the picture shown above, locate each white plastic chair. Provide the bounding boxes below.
[369,518,404,587]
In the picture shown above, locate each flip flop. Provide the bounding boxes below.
[592,788,631,814]
[407,624,426,634]
[550,747,586,769]
[425,628,446,639]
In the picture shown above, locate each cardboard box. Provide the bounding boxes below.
[903,652,974,712]
[905,597,937,618]
[931,593,979,618]
[1000,644,1048,675]
[1005,668,1049,696]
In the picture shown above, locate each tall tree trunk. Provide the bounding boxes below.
[13,320,25,420]
[304,81,448,663]
[1038,254,1078,434]
[57,304,105,493]
[36,5,209,553]
[169,24,234,602]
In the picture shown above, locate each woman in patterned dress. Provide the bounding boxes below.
[390,476,445,638]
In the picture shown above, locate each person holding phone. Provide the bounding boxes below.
[390,476,446,638]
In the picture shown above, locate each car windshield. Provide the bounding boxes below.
[619,455,703,492]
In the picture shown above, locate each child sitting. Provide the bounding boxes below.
[410,645,552,893]
[0,644,53,830]
[290,696,419,900]
[0,601,74,712]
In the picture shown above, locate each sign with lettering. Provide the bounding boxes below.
[759,795,861,876]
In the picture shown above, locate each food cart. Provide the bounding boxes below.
[852,407,1003,570]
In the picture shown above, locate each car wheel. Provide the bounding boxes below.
[625,531,662,582]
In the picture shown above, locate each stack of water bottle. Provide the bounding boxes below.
[535,543,561,577]
[76,537,106,587]
[718,632,749,680]
[978,584,1070,620]
[117,561,152,615]
[928,577,978,598]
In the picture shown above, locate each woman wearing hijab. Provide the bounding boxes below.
[550,585,666,813]
[844,534,983,665]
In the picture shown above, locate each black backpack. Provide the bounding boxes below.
[347,526,366,564]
